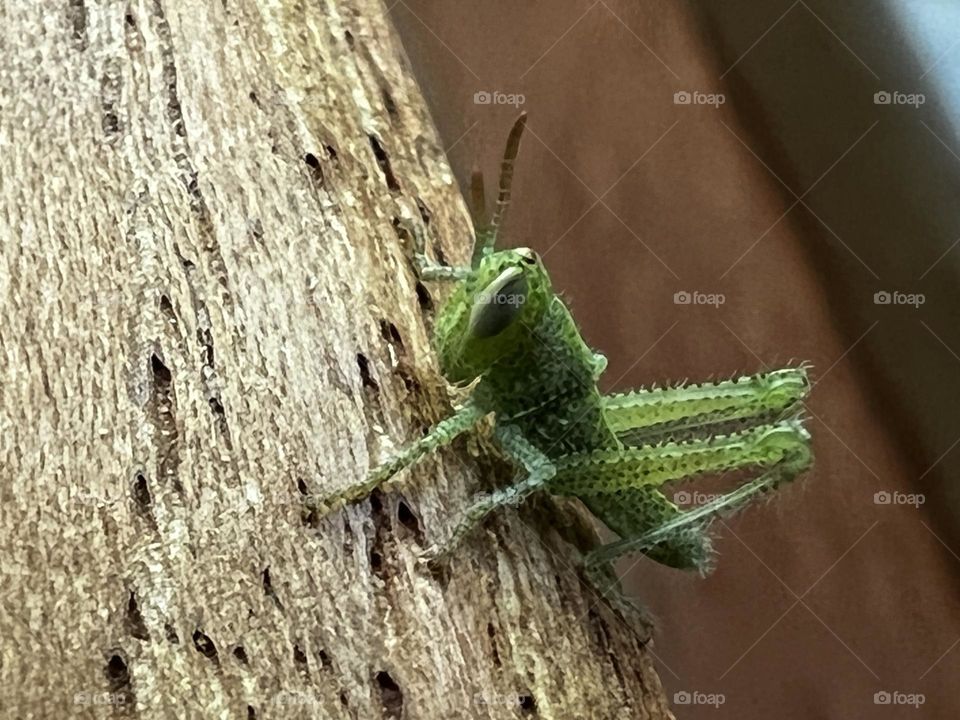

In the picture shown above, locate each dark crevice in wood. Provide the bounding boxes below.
[148,351,183,495]
[368,134,400,192]
[375,670,404,719]
[192,630,219,664]
[126,591,150,640]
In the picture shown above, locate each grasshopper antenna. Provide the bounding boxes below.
[473,112,527,265]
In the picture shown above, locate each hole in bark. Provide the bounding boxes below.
[368,135,400,192]
[209,396,225,416]
[325,144,338,161]
[105,653,130,689]
[126,592,150,640]
[396,500,421,536]
[378,319,404,351]
[297,478,318,527]
[414,282,433,311]
[164,623,179,643]
[68,0,87,44]
[368,490,392,581]
[125,12,136,27]
[375,671,403,719]
[247,705,257,719]
[339,691,349,707]
[356,353,379,392]
[192,630,219,663]
[262,568,284,610]
[344,30,354,48]
[249,90,259,106]
[158,294,177,325]
[102,112,120,136]
[415,197,432,225]
[150,353,171,384]
[318,648,332,669]
[381,88,399,123]
[132,472,151,513]
[304,153,323,185]
[519,694,537,714]
[293,644,308,672]
[233,645,249,664]
[487,622,501,668]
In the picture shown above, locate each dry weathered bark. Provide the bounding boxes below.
[0,1,674,718]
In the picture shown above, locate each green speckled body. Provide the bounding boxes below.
[474,297,611,456]
[316,114,813,603]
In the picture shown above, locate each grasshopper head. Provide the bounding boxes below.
[434,247,552,384]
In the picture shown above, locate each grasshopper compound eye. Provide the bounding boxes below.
[468,266,528,338]
[515,247,539,265]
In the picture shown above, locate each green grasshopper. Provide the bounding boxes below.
[314,114,812,622]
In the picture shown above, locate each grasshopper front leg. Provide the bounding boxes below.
[308,402,487,516]
[397,218,472,282]
[423,423,555,564]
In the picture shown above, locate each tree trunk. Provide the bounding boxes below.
[0,1,674,718]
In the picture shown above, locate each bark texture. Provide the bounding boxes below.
[0,1,673,718]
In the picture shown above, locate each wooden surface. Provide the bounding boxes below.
[0,1,674,718]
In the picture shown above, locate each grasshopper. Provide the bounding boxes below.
[314,114,812,623]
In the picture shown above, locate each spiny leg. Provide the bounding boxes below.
[579,488,700,639]
[307,402,487,516]
[423,423,554,563]
[551,419,810,496]
[586,439,811,573]
[603,367,810,444]
[581,488,710,572]
[397,218,471,282]
[583,426,812,575]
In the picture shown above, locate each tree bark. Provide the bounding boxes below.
[0,1,674,718]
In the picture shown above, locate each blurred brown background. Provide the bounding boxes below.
[389,1,960,717]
